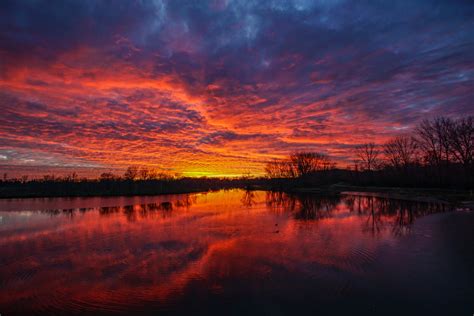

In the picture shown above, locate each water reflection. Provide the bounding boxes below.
[266,191,448,236]
[266,191,340,220]
[1,189,468,315]
[40,196,197,221]
[241,190,257,208]
[344,195,448,236]
[36,191,448,236]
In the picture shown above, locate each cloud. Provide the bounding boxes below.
[0,0,473,176]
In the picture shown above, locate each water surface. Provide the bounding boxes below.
[0,190,473,315]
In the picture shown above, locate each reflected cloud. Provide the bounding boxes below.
[0,189,456,314]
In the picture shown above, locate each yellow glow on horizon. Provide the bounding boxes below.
[181,170,264,178]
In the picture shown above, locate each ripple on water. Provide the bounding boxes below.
[1,255,39,287]
[346,245,377,274]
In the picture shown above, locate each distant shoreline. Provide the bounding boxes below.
[0,178,270,199]
[1,182,473,211]
[0,188,209,200]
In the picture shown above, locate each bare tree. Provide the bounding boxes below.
[383,136,418,169]
[436,117,455,165]
[265,152,332,178]
[265,158,296,178]
[64,172,78,182]
[100,172,117,181]
[124,166,139,180]
[42,174,56,181]
[265,159,281,178]
[448,116,473,167]
[355,143,380,171]
[290,152,331,177]
[139,167,151,180]
[415,117,454,165]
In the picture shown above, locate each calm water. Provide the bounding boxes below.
[0,190,473,315]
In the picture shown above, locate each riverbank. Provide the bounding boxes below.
[0,178,263,199]
[286,184,474,210]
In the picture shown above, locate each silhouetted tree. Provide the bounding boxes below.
[265,158,296,178]
[64,172,78,182]
[124,166,139,180]
[99,172,117,181]
[265,152,333,179]
[448,116,473,167]
[355,143,380,171]
[43,174,56,181]
[383,136,418,169]
[290,152,331,176]
[415,117,454,166]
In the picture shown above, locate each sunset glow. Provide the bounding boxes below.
[1,1,473,177]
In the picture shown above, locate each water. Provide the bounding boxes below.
[0,190,473,315]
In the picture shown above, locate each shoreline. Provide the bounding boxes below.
[285,184,474,210]
[0,187,215,200]
[1,184,473,211]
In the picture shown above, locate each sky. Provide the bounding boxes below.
[0,0,473,178]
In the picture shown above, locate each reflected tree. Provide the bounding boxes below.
[343,195,450,236]
[266,192,340,220]
[241,189,256,208]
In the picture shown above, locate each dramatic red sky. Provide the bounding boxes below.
[0,0,473,177]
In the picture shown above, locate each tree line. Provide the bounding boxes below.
[265,116,473,189]
[1,166,177,184]
[354,116,473,171]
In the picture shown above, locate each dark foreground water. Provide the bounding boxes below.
[0,190,473,315]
